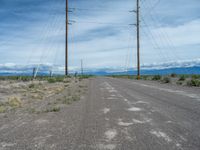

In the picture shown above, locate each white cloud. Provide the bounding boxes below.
[152,19,200,47]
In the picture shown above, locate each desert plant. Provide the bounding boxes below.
[72,95,80,101]
[45,106,60,112]
[162,77,171,83]
[191,75,200,80]
[171,73,177,78]
[0,106,6,113]
[29,83,35,88]
[62,96,73,104]
[27,108,36,114]
[47,77,65,83]
[47,78,56,83]
[179,75,186,81]
[8,97,22,108]
[187,79,200,87]
[79,75,94,79]
[152,75,161,80]
[141,76,149,80]
[176,81,183,85]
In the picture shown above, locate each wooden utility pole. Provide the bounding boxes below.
[65,0,68,76]
[136,0,140,80]
[32,68,36,79]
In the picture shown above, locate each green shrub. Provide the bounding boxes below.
[191,75,200,80]
[79,75,94,79]
[62,95,80,105]
[187,79,200,87]
[29,83,35,88]
[152,75,161,80]
[176,81,183,85]
[141,76,149,80]
[45,106,60,112]
[47,78,56,83]
[20,76,32,81]
[47,77,65,83]
[162,77,171,83]
[54,77,64,82]
[179,75,186,81]
[171,73,177,77]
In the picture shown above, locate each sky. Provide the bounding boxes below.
[0,0,200,73]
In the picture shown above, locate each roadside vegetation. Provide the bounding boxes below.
[109,74,200,87]
[0,75,90,114]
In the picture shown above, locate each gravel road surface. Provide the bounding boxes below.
[1,77,200,150]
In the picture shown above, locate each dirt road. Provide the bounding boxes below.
[0,77,200,150]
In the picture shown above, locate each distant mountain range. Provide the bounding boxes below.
[0,59,200,76]
[83,66,200,75]
[0,66,199,76]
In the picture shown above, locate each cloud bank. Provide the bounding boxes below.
[0,0,200,72]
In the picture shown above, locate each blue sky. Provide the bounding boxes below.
[0,0,200,73]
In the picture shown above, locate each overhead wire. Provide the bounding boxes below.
[20,0,65,76]
[28,0,65,77]
[141,0,191,74]
[69,7,130,13]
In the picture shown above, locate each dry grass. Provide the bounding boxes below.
[0,76,88,115]
[0,106,6,113]
[8,96,22,108]
[0,96,22,113]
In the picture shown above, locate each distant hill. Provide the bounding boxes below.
[0,66,200,76]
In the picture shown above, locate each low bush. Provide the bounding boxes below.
[179,75,186,81]
[79,75,94,79]
[162,77,171,83]
[141,76,149,80]
[171,73,177,77]
[47,78,56,83]
[152,75,161,80]
[29,83,35,88]
[45,106,60,112]
[47,77,65,83]
[176,81,183,85]
[187,79,200,87]
[191,75,200,80]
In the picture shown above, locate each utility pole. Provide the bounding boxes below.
[32,68,36,79]
[49,70,53,77]
[81,59,83,76]
[136,0,140,80]
[65,0,68,76]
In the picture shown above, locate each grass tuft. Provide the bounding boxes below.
[0,106,6,113]
[44,106,60,113]
[8,97,22,108]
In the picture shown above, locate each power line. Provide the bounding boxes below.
[70,20,132,27]
[69,7,131,13]
[141,0,191,74]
